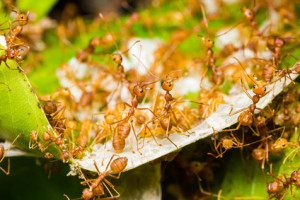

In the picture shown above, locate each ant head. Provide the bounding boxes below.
[30,130,38,141]
[291,171,299,182]
[111,53,122,64]
[274,37,285,47]
[61,88,71,96]
[274,138,288,149]
[89,37,102,48]
[82,188,94,200]
[242,8,254,21]
[133,81,156,97]
[133,84,145,97]
[162,79,173,92]
[17,12,29,26]
[201,36,214,49]
[222,139,234,149]
[189,161,204,174]
[44,100,58,114]
[252,80,267,95]
[7,48,15,59]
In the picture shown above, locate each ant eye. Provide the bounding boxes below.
[282,144,285,146]
[264,88,266,92]
[168,83,171,87]
[253,85,256,88]
[140,89,143,93]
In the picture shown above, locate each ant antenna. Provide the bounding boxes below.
[135,44,142,83]
[132,53,160,81]
[215,22,243,37]
[199,4,208,29]
[123,40,141,55]
[233,57,258,84]
[99,13,119,51]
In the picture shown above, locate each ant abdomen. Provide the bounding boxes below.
[113,135,126,153]
[110,157,128,173]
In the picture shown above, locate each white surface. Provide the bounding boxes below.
[75,73,298,173]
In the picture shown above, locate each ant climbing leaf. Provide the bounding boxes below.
[0,43,62,159]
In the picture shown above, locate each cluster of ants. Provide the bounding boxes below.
[0,0,300,199]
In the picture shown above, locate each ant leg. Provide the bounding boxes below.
[136,107,157,117]
[102,180,120,200]
[166,136,178,148]
[107,81,120,103]
[198,181,228,200]
[93,160,101,175]
[200,66,208,86]
[4,62,19,70]
[146,126,161,146]
[123,102,132,108]
[248,125,260,136]
[105,154,119,172]
[111,117,128,125]
[0,133,23,163]
[228,105,248,116]
[131,121,142,155]
[281,53,298,62]
[63,194,71,200]
[138,126,146,149]
[0,82,11,91]
[0,158,10,175]
[77,163,93,187]
[240,79,253,101]
[108,172,121,179]
[282,147,299,164]
[102,180,116,199]
[280,189,288,200]
[208,128,222,158]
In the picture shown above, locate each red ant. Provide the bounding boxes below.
[217,58,274,136]
[111,81,158,154]
[0,133,22,175]
[106,40,141,105]
[79,155,128,200]
[267,170,300,199]
[208,128,271,158]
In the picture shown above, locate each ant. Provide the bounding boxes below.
[106,40,141,105]
[197,34,238,87]
[218,58,274,135]
[267,170,300,199]
[134,56,202,146]
[76,119,93,150]
[75,37,102,63]
[79,155,128,200]
[0,48,26,70]
[208,128,271,158]
[0,133,22,175]
[272,54,300,87]
[111,81,158,154]
[42,100,66,134]
[29,128,56,159]
[3,11,29,48]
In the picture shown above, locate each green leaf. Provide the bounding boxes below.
[0,57,59,157]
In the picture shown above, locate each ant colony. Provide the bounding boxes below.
[0,1,299,200]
